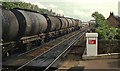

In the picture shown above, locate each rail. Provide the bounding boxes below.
[15,31,81,71]
[44,32,86,71]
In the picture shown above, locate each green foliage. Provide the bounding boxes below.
[116,29,120,39]
[92,12,120,40]
[2,2,52,15]
[92,12,106,27]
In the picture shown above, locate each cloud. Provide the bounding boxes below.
[32,2,47,9]
[47,4,57,8]
[1,0,21,2]
[21,0,46,9]
[17,0,119,3]
[10,0,120,21]
[56,9,64,15]
[72,9,93,21]
[73,10,84,16]
[21,0,29,2]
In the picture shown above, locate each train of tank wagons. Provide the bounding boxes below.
[1,7,82,57]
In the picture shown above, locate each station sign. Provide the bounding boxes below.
[88,40,96,44]
[86,33,98,56]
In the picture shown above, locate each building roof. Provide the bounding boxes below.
[108,12,120,23]
[107,12,120,28]
[114,16,120,22]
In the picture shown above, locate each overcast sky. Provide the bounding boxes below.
[4,0,120,21]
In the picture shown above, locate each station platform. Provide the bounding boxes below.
[57,53,120,71]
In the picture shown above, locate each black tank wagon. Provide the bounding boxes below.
[2,9,19,41]
[1,7,81,57]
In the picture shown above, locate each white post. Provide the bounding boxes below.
[86,33,98,56]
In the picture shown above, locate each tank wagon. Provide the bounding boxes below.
[1,7,81,57]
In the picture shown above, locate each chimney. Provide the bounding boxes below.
[110,12,114,16]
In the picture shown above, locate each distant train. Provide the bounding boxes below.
[1,7,81,57]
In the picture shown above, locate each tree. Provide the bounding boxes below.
[92,12,119,40]
[2,2,53,15]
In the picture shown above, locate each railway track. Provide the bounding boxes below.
[2,27,88,71]
[43,32,86,71]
